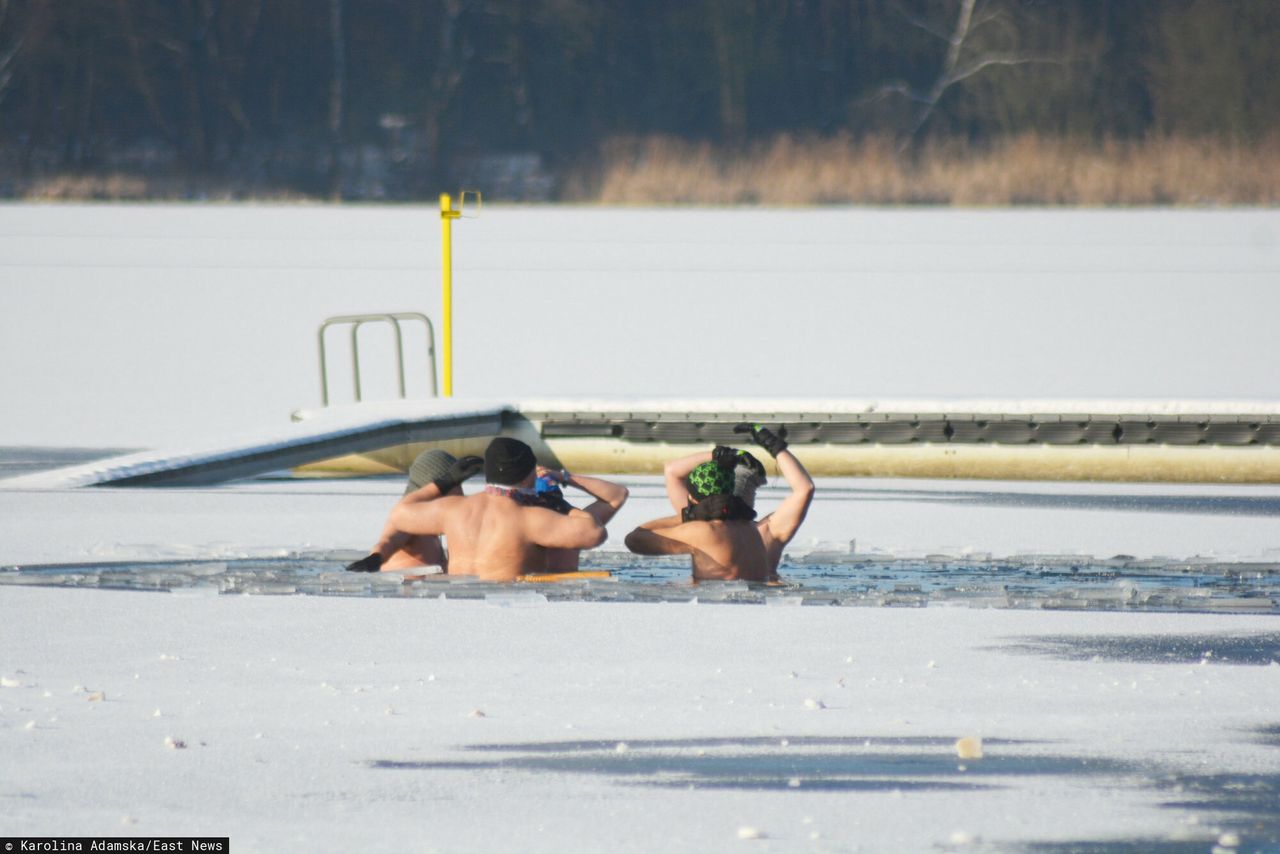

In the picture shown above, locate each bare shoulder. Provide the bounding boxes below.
[662,520,720,548]
[391,492,467,529]
[519,502,572,526]
[427,493,472,516]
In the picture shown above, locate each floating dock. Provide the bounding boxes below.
[6,398,1280,488]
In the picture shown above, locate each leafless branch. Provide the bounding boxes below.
[0,0,25,104]
[114,0,173,137]
[970,6,1002,31]
[895,4,952,42]
[858,80,933,107]
[874,0,1066,150]
[945,53,1062,88]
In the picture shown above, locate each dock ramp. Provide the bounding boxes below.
[6,398,1280,488]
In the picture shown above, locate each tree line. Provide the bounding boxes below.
[1,0,1277,200]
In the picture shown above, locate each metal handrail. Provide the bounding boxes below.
[318,312,437,406]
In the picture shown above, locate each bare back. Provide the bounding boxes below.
[393,492,606,582]
[382,535,446,571]
[658,519,771,582]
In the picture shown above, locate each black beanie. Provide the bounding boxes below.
[484,437,537,486]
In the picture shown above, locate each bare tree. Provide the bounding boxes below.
[114,0,172,138]
[154,0,260,170]
[0,0,16,104]
[0,0,52,110]
[708,0,752,146]
[871,0,1061,150]
[418,0,471,184]
[328,0,344,200]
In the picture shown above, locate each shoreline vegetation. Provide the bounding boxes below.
[583,134,1280,207]
[5,3,1278,208]
[14,134,1280,207]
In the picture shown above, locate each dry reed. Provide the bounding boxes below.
[21,173,318,202]
[575,133,1280,206]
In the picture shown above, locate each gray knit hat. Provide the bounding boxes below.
[405,449,457,495]
[733,464,766,507]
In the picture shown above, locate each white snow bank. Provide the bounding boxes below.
[2,587,1277,851]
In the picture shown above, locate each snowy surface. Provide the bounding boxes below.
[3,204,1279,447]
[3,204,1280,851]
[2,588,1278,852]
[5,475,1280,568]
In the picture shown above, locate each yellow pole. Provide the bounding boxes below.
[439,193,460,396]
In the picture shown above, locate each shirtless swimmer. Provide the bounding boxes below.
[345,449,483,574]
[385,437,607,581]
[624,424,814,582]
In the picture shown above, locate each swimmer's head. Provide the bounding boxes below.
[687,461,735,500]
[484,437,538,487]
[406,449,458,495]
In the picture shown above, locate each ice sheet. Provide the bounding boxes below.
[4,206,1280,851]
[3,205,1279,447]
[2,587,1278,851]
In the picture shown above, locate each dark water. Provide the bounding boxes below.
[0,446,137,478]
[364,734,1280,852]
[2,549,1277,614]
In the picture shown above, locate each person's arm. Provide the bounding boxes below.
[528,507,607,550]
[663,450,712,513]
[761,449,815,545]
[374,480,447,554]
[637,514,683,531]
[381,455,481,539]
[566,472,629,525]
[624,523,696,556]
[538,466,630,525]
[401,481,444,505]
[388,494,463,537]
[369,519,412,561]
[346,482,447,571]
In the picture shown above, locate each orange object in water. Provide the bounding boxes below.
[518,571,612,583]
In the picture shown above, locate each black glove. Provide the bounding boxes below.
[734,423,788,458]
[432,455,483,494]
[345,553,383,573]
[711,445,739,469]
[687,494,731,521]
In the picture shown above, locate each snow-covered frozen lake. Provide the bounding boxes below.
[4,203,1280,562]
[2,204,1280,852]
[2,204,1278,447]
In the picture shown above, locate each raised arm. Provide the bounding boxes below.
[541,467,630,525]
[529,507,607,550]
[388,494,464,537]
[663,450,712,513]
[400,481,444,505]
[346,482,447,571]
[386,454,483,536]
[374,480,448,552]
[733,424,814,546]
[762,449,815,545]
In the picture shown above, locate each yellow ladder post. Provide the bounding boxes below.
[440,193,461,397]
[439,190,481,398]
